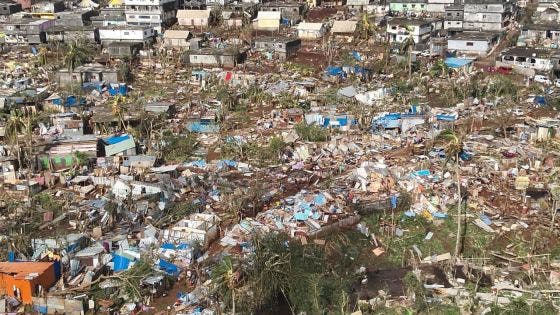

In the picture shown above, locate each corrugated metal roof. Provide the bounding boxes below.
[331,20,358,33]
[176,9,211,19]
[296,22,325,31]
[257,11,281,20]
[0,262,53,279]
[163,30,191,39]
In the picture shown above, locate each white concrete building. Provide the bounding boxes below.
[496,47,556,72]
[296,22,327,39]
[124,0,177,34]
[176,9,211,27]
[98,25,155,45]
[447,31,500,57]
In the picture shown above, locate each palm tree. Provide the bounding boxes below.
[63,40,93,73]
[37,47,48,66]
[430,59,450,78]
[437,129,464,258]
[400,33,415,81]
[112,95,127,130]
[211,256,241,314]
[5,110,25,169]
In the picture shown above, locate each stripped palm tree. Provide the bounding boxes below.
[400,32,415,81]
[437,129,464,258]
[112,95,127,130]
[211,256,241,314]
[5,110,25,169]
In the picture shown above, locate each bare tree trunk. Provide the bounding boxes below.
[454,153,462,258]
[407,41,412,81]
[231,289,235,315]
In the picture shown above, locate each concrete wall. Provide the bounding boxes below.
[189,53,237,67]
[255,19,280,31]
[389,2,427,12]
[178,17,209,26]
[448,39,489,56]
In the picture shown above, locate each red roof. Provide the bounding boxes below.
[0,262,53,280]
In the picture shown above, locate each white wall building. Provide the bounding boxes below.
[124,0,177,33]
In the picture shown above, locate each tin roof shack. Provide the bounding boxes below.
[55,10,97,27]
[99,134,136,157]
[41,135,97,171]
[296,22,327,39]
[177,9,211,28]
[122,155,156,173]
[185,113,220,133]
[0,262,59,304]
[163,30,193,49]
[57,63,118,86]
[0,158,17,184]
[51,113,85,136]
[73,245,110,272]
[520,23,560,48]
[2,18,55,44]
[526,118,560,141]
[90,7,127,27]
[260,1,305,22]
[222,11,246,28]
[32,234,88,256]
[31,1,65,13]
[163,212,220,249]
[45,25,97,44]
[0,2,22,15]
[144,101,176,116]
[496,47,556,76]
[346,0,369,10]
[254,36,301,60]
[187,47,246,68]
[447,31,500,57]
[253,11,281,31]
[331,20,358,39]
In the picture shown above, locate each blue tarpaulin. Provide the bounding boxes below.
[187,121,219,133]
[65,95,86,107]
[108,83,128,96]
[314,193,327,206]
[159,259,181,276]
[161,243,190,250]
[533,95,546,105]
[326,66,346,77]
[281,17,290,25]
[105,134,131,145]
[186,159,207,168]
[444,57,473,68]
[112,254,132,272]
[460,151,473,161]
[391,195,398,209]
[352,51,362,62]
[436,114,457,121]
[217,159,238,169]
[412,169,431,177]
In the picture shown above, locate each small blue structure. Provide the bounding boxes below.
[159,259,181,276]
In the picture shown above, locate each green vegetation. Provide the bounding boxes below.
[295,122,329,142]
[160,131,198,163]
[211,231,373,314]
